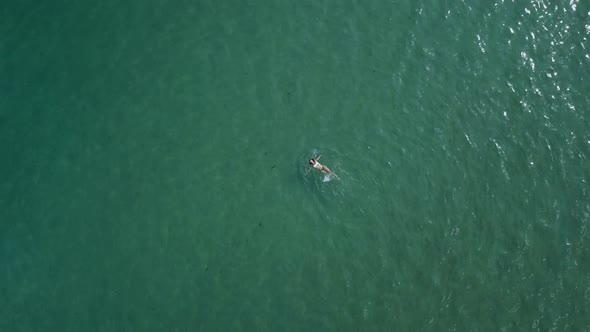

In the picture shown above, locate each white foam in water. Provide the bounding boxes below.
[322,173,339,182]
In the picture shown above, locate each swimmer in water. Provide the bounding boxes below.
[306,155,338,178]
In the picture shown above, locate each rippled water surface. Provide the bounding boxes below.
[2,0,589,330]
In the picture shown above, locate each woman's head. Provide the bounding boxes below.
[309,159,315,165]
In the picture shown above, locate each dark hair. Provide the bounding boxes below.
[309,159,314,164]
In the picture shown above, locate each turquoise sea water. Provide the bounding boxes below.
[2,0,589,330]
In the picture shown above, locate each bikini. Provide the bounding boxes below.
[313,162,324,171]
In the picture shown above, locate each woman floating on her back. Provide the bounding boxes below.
[306,155,339,179]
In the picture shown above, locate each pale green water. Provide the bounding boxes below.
[2,0,590,331]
